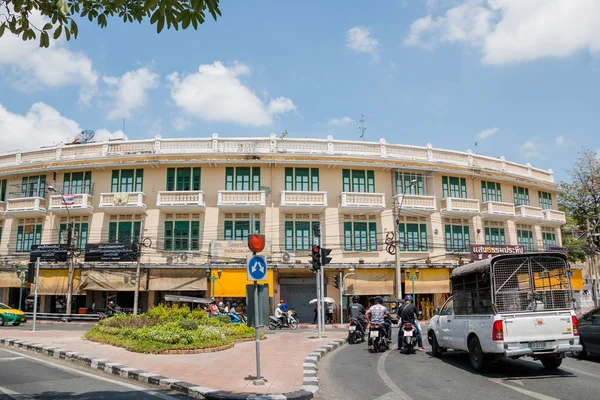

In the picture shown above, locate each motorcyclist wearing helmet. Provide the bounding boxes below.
[229,303,241,323]
[366,296,392,348]
[348,295,367,330]
[397,295,424,351]
[275,303,288,327]
[279,299,288,312]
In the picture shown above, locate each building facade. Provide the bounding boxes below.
[0,134,569,322]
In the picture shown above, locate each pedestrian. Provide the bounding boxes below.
[313,304,318,324]
[327,302,334,324]
[208,300,220,317]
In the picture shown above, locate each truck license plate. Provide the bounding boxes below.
[403,331,413,337]
[370,331,379,339]
[349,326,356,332]
[529,342,547,350]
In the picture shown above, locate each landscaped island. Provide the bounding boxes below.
[85,305,257,354]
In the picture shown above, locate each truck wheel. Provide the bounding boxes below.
[572,339,587,360]
[468,336,487,372]
[541,356,563,370]
[431,332,443,358]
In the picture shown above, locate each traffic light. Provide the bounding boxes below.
[333,275,339,289]
[26,262,35,283]
[248,234,266,254]
[320,247,332,266]
[312,245,321,272]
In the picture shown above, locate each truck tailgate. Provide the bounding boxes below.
[502,311,575,344]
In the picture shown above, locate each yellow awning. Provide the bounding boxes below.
[411,268,450,294]
[571,269,584,291]
[38,269,82,296]
[212,269,274,297]
[81,269,147,291]
[344,269,394,296]
[0,270,24,288]
[148,269,208,291]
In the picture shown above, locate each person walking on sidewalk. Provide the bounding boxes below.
[327,302,334,324]
[313,304,318,324]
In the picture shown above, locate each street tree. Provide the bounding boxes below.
[0,0,221,48]
[559,148,600,252]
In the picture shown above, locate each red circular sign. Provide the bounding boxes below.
[248,234,266,253]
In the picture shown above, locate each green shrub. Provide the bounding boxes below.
[100,314,159,329]
[178,319,199,331]
[214,314,232,325]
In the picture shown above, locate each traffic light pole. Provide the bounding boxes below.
[32,257,40,332]
[250,214,264,385]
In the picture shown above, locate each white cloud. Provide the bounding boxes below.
[172,117,191,131]
[0,102,126,152]
[555,135,565,145]
[0,11,98,104]
[168,62,296,126]
[520,139,544,159]
[103,68,159,120]
[328,116,355,126]
[475,127,499,139]
[346,26,381,61]
[404,0,600,65]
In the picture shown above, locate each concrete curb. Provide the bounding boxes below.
[0,336,346,400]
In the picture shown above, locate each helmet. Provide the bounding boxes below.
[109,301,114,305]
[280,299,285,304]
[404,295,413,301]
[352,296,360,303]
[226,302,231,306]
[218,302,223,306]
[375,296,384,304]
[232,303,237,307]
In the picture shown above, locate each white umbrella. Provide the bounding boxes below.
[309,297,335,305]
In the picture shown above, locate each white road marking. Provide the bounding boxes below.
[376,350,414,400]
[488,378,560,400]
[0,384,23,400]
[0,356,25,361]
[0,347,179,400]
[374,391,403,400]
[561,365,600,379]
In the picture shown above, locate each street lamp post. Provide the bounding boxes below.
[394,179,418,300]
[405,267,420,302]
[47,185,74,315]
[15,265,26,310]
[206,268,222,298]
[339,266,355,324]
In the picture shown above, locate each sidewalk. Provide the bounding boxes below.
[2,328,346,394]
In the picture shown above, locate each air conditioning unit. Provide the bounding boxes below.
[166,253,194,265]
[281,251,295,264]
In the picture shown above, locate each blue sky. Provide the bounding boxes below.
[1,0,599,183]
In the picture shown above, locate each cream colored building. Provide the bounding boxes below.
[0,134,568,322]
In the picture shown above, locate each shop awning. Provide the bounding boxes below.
[0,270,24,288]
[344,269,394,296]
[81,269,147,291]
[148,269,207,291]
[213,269,274,297]
[38,269,82,296]
[412,268,450,294]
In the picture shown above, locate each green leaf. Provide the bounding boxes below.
[150,9,160,24]
[43,23,52,31]
[157,15,165,33]
[71,20,78,39]
[65,27,71,41]
[40,31,50,48]
[146,0,159,11]
[181,13,191,30]
[0,24,5,38]
[53,24,62,40]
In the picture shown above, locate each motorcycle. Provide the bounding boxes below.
[400,322,418,354]
[98,306,124,321]
[368,324,389,353]
[269,311,298,330]
[288,308,299,324]
[348,318,365,344]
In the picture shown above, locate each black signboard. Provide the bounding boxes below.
[84,243,139,262]
[30,244,69,262]
[470,244,525,261]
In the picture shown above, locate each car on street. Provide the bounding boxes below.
[0,302,27,326]
[573,307,600,359]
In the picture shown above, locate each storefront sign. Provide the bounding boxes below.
[30,244,68,262]
[548,246,568,253]
[470,245,525,261]
[209,240,272,263]
[84,243,139,262]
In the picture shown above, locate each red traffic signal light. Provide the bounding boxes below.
[248,234,266,253]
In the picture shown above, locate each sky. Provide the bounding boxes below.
[1,0,599,183]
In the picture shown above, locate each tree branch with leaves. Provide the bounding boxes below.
[0,0,221,48]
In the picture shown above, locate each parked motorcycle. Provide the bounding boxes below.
[400,322,418,354]
[348,318,365,344]
[269,311,298,330]
[97,306,124,321]
[368,324,389,353]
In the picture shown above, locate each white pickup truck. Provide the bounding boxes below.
[427,252,581,371]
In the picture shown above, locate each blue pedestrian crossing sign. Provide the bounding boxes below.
[247,255,268,281]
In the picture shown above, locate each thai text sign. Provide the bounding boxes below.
[470,245,525,261]
[209,240,272,264]
[30,244,69,262]
[84,243,139,262]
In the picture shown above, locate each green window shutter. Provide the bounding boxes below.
[463,226,470,251]
[235,221,251,241]
[21,176,28,197]
[164,221,173,251]
[225,167,234,191]
[352,170,366,193]
[285,221,294,251]
[285,168,294,191]
[485,227,491,244]
[398,223,406,251]
[166,168,175,191]
[236,167,250,190]
[311,221,320,246]
[254,219,261,234]
[342,169,351,192]
[344,222,353,251]
[135,169,144,192]
[444,225,452,252]
[406,224,418,251]
[79,223,88,249]
[481,181,487,202]
[117,222,131,244]
[38,175,46,198]
[416,174,425,195]
[524,188,529,205]
[111,170,120,192]
[176,167,191,191]
[35,224,42,246]
[16,226,23,252]
[133,221,141,243]
[354,222,367,251]
[499,228,506,245]
[0,227,2,244]
[252,167,261,191]
[296,168,309,191]
[192,167,201,191]
[174,221,190,251]
[442,176,449,198]
[460,178,467,198]
[296,221,310,251]
[538,192,543,208]
[108,222,117,243]
[63,173,71,194]
[59,223,67,245]
[70,172,83,194]
[224,221,233,240]
[311,168,319,191]
[368,222,377,251]
[420,224,428,252]
[84,171,92,194]
[367,171,375,193]
[396,172,403,194]
[0,179,6,202]
[495,183,502,202]
[191,221,200,250]
[120,169,134,192]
